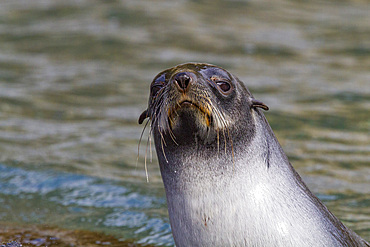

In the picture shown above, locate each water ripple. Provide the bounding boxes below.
[0,164,159,209]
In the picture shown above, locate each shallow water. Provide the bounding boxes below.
[0,0,369,245]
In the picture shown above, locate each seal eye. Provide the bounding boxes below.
[216,81,231,93]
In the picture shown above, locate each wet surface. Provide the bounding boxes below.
[0,223,149,246]
[0,0,369,245]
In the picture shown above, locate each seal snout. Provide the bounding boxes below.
[173,72,194,92]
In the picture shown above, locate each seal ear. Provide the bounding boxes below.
[251,99,269,111]
[138,109,148,124]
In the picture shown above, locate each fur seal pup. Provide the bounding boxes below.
[139,63,369,247]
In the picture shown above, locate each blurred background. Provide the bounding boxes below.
[0,0,369,246]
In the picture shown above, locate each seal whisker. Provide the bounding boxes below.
[148,91,169,166]
[149,128,153,163]
[214,105,230,156]
[161,136,169,163]
[168,129,178,145]
[143,119,157,183]
[157,123,169,163]
[144,130,151,183]
[207,97,225,157]
[150,101,170,164]
[141,91,166,182]
[136,118,150,168]
[216,129,220,157]
[166,114,178,145]
[222,127,227,154]
[152,93,166,132]
[161,93,179,146]
[211,108,221,155]
[147,121,157,162]
[210,104,228,155]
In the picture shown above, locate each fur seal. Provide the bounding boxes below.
[139,63,369,247]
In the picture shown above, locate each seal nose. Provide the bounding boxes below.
[174,72,191,91]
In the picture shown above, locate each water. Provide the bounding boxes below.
[0,0,369,245]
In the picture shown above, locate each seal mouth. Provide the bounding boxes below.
[179,100,199,108]
[168,100,211,128]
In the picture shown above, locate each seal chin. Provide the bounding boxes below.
[168,99,212,130]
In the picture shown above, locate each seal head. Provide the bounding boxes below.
[139,63,268,155]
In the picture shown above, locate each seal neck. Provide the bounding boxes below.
[155,109,287,188]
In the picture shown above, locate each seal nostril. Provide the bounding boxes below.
[174,72,191,91]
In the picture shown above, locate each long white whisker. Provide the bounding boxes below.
[137,119,150,168]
